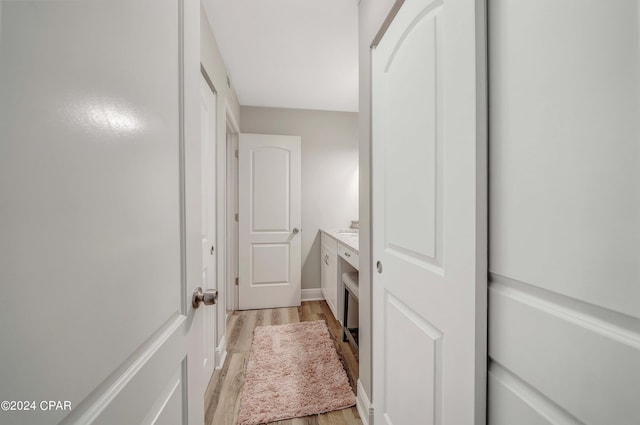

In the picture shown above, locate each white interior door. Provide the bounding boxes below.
[488,1,640,423]
[371,0,487,424]
[238,133,302,310]
[200,74,217,386]
[0,1,205,424]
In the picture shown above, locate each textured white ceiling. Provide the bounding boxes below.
[202,0,359,112]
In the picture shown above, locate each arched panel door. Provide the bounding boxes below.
[371,0,487,423]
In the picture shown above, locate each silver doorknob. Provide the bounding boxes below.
[210,245,215,255]
[192,287,218,308]
[292,227,301,234]
[376,261,383,274]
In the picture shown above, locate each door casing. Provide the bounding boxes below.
[225,106,240,312]
[199,71,218,388]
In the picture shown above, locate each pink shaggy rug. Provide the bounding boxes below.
[237,320,356,425]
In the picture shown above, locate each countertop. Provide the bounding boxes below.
[320,229,359,253]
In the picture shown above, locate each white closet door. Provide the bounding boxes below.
[488,1,640,424]
[371,0,487,424]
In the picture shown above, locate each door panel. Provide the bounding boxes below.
[384,2,442,266]
[238,134,301,310]
[489,0,640,319]
[0,0,203,424]
[147,373,183,425]
[251,148,291,232]
[489,280,640,424]
[488,0,640,423]
[488,367,580,425]
[385,294,443,425]
[251,244,290,284]
[89,329,185,425]
[372,0,487,424]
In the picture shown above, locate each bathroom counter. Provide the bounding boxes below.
[320,229,359,253]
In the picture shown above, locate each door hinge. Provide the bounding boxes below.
[235,149,238,159]
[235,277,239,286]
[235,213,238,222]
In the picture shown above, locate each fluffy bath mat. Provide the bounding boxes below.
[237,320,356,425]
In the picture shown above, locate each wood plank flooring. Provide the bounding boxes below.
[205,301,362,425]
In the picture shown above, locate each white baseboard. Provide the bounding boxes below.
[357,379,374,425]
[215,336,227,370]
[301,288,324,301]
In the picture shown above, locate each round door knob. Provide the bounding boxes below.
[292,227,301,235]
[376,261,383,274]
[210,245,215,255]
[192,287,218,308]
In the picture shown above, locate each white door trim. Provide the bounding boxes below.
[199,71,218,385]
[225,103,240,311]
[225,98,240,135]
[356,379,374,425]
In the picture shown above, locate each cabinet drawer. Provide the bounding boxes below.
[338,243,359,269]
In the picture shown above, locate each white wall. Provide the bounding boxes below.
[200,7,241,351]
[240,106,359,290]
[358,0,397,403]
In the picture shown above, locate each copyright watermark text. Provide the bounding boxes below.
[1,400,72,412]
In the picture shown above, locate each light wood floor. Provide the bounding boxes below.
[205,301,362,425]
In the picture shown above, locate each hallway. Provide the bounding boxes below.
[205,301,362,425]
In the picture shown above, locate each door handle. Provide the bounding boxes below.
[210,245,215,255]
[192,287,218,308]
[376,261,383,274]
[292,227,301,235]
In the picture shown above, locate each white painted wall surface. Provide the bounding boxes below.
[201,8,241,122]
[358,0,397,404]
[240,106,359,291]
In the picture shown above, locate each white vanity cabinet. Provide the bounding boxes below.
[320,233,339,318]
[320,230,359,324]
